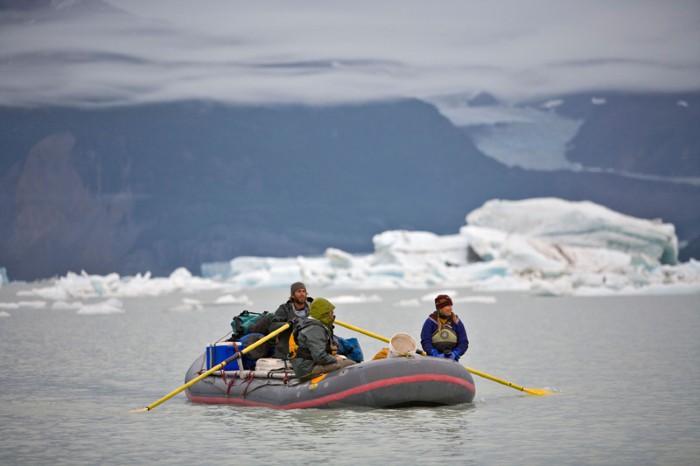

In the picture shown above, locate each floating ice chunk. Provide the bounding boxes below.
[454,296,497,304]
[19,301,46,308]
[228,256,307,288]
[77,298,124,315]
[214,294,253,305]
[19,267,228,300]
[326,294,382,304]
[0,311,10,317]
[167,298,203,313]
[325,248,356,268]
[465,198,678,264]
[393,298,421,307]
[0,301,47,309]
[52,301,82,310]
[373,231,468,267]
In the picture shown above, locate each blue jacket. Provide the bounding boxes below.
[420,312,469,361]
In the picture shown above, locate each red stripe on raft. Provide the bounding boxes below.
[186,373,475,409]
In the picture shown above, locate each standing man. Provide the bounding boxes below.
[269,282,313,359]
[420,294,469,361]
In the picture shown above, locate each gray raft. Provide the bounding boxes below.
[184,354,476,409]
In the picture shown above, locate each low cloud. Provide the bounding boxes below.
[1,0,698,108]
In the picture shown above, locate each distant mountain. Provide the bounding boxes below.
[528,92,700,177]
[1,98,699,281]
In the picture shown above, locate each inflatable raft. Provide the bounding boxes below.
[184,353,476,409]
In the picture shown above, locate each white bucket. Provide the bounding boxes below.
[388,332,418,358]
[255,358,291,372]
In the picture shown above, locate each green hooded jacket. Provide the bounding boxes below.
[309,298,335,327]
[291,298,337,378]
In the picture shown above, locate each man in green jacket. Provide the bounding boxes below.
[291,298,356,381]
[269,282,312,359]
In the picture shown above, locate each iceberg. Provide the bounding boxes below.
[208,198,698,296]
[465,198,678,265]
[18,267,231,301]
[13,198,700,301]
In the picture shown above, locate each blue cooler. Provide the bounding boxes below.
[206,342,241,370]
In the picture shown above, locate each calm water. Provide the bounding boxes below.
[1,284,699,465]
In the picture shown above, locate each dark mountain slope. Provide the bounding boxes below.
[551,92,700,177]
[1,99,698,281]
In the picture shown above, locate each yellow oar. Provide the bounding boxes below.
[130,323,289,413]
[334,319,552,396]
[335,320,391,344]
[464,366,552,396]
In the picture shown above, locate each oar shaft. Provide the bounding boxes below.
[132,323,289,412]
[335,320,551,396]
[335,320,390,343]
[465,366,525,391]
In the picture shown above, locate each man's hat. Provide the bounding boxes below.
[291,282,306,294]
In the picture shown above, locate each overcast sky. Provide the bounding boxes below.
[1,0,699,108]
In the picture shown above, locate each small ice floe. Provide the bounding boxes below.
[19,300,47,308]
[76,298,125,315]
[393,298,421,307]
[0,301,47,309]
[454,295,497,304]
[167,298,203,313]
[214,294,253,306]
[327,294,382,304]
[52,301,83,310]
[0,310,10,317]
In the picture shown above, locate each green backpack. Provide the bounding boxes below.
[231,310,272,339]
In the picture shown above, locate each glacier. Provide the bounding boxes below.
[5,198,699,302]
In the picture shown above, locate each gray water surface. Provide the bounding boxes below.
[1,285,698,465]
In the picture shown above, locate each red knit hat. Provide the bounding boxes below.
[435,294,453,310]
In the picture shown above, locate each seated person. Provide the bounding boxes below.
[420,294,469,361]
[269,282,312,359]
[290,298,355,380]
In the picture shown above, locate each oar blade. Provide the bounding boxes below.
[129,407,150,413]
[523,387,553,396]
